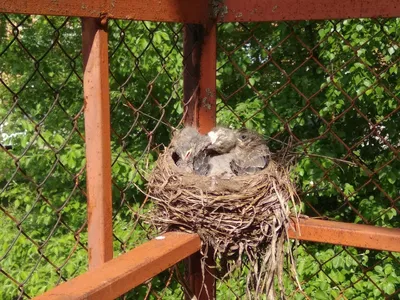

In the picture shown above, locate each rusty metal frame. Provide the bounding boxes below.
[1,0,400,23]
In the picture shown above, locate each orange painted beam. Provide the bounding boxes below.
[0,0,209,23]
[197,23,217,135]
[183,22,217,299]
[82,18,113,270]
[1,0,400,22]
[222,0,400,22]
[34,232,201,300]
[33,222,400,300]
[183,23,217,133]
[289,218,400,253]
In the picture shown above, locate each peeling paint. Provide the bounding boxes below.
[211,0,228,20]
[202,97,212,110]
[201,88,215,111]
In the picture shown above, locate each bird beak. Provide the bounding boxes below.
[208,131,218,144]
[184,149,192,160]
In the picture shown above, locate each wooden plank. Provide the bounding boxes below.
[0,0,208,23]
[1,0,399,22]
[34,232,201,300]
[289,218,400,252]
[183,22,217,299]
[223,0,400,22]
[82,18,113,270]
[33,221,400,299]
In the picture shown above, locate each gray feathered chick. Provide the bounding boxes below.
[171,127,211,173]
[201,126,238,178]
[206,152,235,178]
[193,145,212,175]
[230,129,270,176]
[207,127,237,154]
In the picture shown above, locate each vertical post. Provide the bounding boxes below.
[183,23,217,299]
[82,17,113,270]
[183,24,217,134]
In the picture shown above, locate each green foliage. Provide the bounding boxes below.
[282,245,400,299]
[1,14,399,299]
[216,19,400,298]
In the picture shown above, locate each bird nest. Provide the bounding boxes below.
[147,145,300,299]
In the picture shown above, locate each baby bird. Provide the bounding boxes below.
[171,127,211,173]
[207,127,237,154]
[206,152,236,178]
[203,126,238,178]
[230,129,270,176]
[193,127,236,176]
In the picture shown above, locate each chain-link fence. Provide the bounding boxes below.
[1,12,399,300]
[0,14,88,298]
[0,14,188,299]
[108,19,187,299]
[216,19,400,299]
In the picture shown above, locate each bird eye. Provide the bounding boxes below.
[240,134,247,140]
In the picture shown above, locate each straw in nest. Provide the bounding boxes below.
[147,145,300,299]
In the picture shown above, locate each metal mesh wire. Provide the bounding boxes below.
[0,12,399,299]
[217,19,400,225]
[108,19,186,299]
[216,19,400,299]
[0,14,87,298]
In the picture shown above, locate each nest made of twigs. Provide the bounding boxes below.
[147,146,300,299]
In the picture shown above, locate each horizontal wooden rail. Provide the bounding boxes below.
[34,232,201,300]
[34,219,400,300]
[1,0,400,23]
[290,218,400,253]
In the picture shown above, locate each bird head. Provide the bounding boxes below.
[207,127,237,153]
[236,129,250,145]
[174,144,194,164]
[171,127,202,161]
[236,129,264,149]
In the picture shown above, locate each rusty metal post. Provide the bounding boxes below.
[82,17,113,270]
[183,22,217,299]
